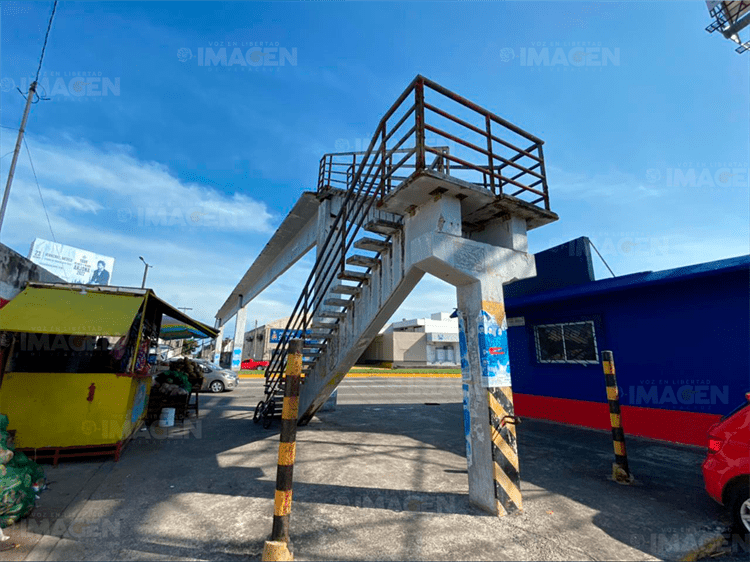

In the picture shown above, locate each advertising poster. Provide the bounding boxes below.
[28,238,115,286]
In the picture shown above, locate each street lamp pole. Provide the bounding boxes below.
[139,256,152,289]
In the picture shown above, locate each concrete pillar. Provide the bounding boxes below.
[456,275,521,516]
[232,305,247,371]
[405,194,530,516]
[213,324,225,365]
[314,195,341,408]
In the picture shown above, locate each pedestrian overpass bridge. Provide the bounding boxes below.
[215,75,557,516]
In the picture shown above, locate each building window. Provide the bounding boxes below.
[534,321,598,364]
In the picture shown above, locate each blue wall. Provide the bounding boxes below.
[505,237,594,299]
[505,267,749,417]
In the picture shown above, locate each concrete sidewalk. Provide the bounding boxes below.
[1,381,733,561]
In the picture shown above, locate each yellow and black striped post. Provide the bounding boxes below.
[488,386,523,515]
[602,350,632,484]
[262,339,302,562]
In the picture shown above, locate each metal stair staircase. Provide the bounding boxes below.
[253,75,554,427]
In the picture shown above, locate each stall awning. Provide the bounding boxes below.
[0,286,143,336]
[159,315,216,340]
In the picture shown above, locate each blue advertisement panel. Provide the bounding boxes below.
[269,329,313,343]
[477,310,511,388]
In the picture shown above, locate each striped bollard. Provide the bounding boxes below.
[262,339,302,562]
[601,350,633,484]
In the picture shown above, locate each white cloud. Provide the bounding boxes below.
[0,135,284,327]
[8,135,277,235]
[39,187,103,213]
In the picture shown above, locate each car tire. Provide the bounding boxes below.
[728,481,750,537]
[209,380,225,393]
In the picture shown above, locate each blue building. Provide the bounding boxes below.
[504,238,749,446]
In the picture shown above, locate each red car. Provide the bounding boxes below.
[702,392,750,535]
[241,358,269,370]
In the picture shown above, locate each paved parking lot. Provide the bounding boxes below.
[2,377,737,561]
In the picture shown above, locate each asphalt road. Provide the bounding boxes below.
[4,376,741,561]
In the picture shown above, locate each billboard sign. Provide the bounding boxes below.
[28,238,115,285]
[269,328,312,343]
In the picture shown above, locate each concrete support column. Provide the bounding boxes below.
[404,195,529,517]
[315,195,340,410]
[213,324,225,365]
[232,305,247,371]
[456,276,521,516]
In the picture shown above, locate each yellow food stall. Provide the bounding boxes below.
[0,282,217,464]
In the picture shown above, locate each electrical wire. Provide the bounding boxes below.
[35,1,58,83]
[23,138,56,243]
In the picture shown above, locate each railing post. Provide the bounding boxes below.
[379,126,387,200]
[485,115,496,194]
[414,79,426,172]
[340,204,346,274]
[388,153,393,192]
[537,144,550,210]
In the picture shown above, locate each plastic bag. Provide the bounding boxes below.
[0,415,45,528]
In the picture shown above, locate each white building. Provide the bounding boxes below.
[359,312,460,368]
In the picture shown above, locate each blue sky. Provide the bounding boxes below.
[1,1,748,333]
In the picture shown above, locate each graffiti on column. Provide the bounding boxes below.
[477,305,511,388]
[232,347,242,369]
[458,314,472,466]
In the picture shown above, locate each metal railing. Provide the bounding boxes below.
[318,75,550,209]
[258,75,550,413]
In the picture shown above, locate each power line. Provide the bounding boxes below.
[23,138,56,243]
[35,1,58,82]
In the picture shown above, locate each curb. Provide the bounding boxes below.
[239,372,462,380]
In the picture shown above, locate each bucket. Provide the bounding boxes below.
[159,407,175,427]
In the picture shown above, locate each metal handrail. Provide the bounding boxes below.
[259,75,551,412]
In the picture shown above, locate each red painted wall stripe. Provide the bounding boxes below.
[514,393,720,447]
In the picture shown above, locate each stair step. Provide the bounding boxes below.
[365,219,402,235]
[319,310,347,320]
[354,237,391,253]
[331,284,361,296]
[324,298,353,308]
[303,341,326,349]
[346,255,380,269]
[303,346,322,353]
[310,321,338,331]
[307,330,335,338]
[338,270,371,282]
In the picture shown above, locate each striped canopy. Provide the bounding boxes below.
[160,316,214,340]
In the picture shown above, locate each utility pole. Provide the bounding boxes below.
[0,0,58,240]
[139,256,152,288]
[0,82,37,240]
[253,319,258,359]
